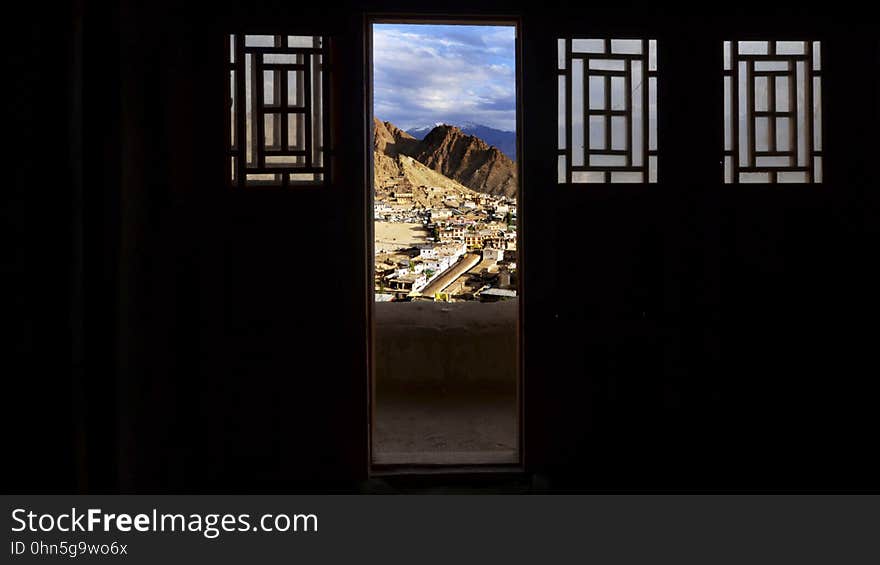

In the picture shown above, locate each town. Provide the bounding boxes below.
[374,189,517,303]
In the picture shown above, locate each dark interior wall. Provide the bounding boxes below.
[523,8,880,489]
[11,1,878,492]
[8,1,82,492]
[101,2,372,490]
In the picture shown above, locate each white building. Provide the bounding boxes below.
[425,256,451,273]
[483,247,504,261]
[387,272,427,295]
[419,246,438,259]
[417,242,467,275]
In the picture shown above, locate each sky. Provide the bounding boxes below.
[372,24,516,132]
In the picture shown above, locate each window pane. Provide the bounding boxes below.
[230,34,330,187]
[724,39,822,184]
[559,37,657,184]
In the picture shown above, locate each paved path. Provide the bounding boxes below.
[418,253,481,297]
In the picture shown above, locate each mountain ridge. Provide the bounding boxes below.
[406,122,516,161]
[375,118,517,199]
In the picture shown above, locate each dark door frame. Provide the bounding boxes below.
[364,13,526,475]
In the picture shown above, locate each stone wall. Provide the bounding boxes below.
[374,300,517,388]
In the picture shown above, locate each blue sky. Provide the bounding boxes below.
[372,24,516,132]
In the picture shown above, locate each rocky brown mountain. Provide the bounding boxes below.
[373,117,419,157]
[373,118,517,199]
[374,152,478,208]
[413,125,517,198]
[408,122,516,161]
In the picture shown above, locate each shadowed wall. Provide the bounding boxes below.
[10,1,879,492]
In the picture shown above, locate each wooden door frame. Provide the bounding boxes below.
[363,13,526,475]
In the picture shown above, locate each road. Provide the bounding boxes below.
[417,253,481,297]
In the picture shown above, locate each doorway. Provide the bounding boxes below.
[367,18,522,470]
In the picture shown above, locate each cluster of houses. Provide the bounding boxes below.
[377,241,468,299]
[375,186,517,302]
[374,190,516,225]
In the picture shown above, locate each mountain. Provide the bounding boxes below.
[407,122,516,161]
[375,152,479,208]
[405,122,447,139]
[374,118,480,206]
[376,119,517,199]
[413,125,517,199]
[374,117,420,157]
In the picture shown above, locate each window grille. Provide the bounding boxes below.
[227,34,330,187]
[723,40,823,183]
[557,38,658,183]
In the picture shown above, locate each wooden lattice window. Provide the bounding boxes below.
[557,38,658,184]
[227,34,330,188]
[724,40,823,183]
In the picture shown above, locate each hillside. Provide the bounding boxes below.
[374,118,517,199]
[408,122,516,161]
[373,118,420,157]
[374,151,479,208]
[414,125,517,199]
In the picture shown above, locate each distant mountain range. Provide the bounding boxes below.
[407,122,516,161]
[375,118,517,199]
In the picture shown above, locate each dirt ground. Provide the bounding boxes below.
[373,386,518,466]
[371,300,519,466]
[374,221,428,254]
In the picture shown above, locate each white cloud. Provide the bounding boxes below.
[372,25,516,131]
